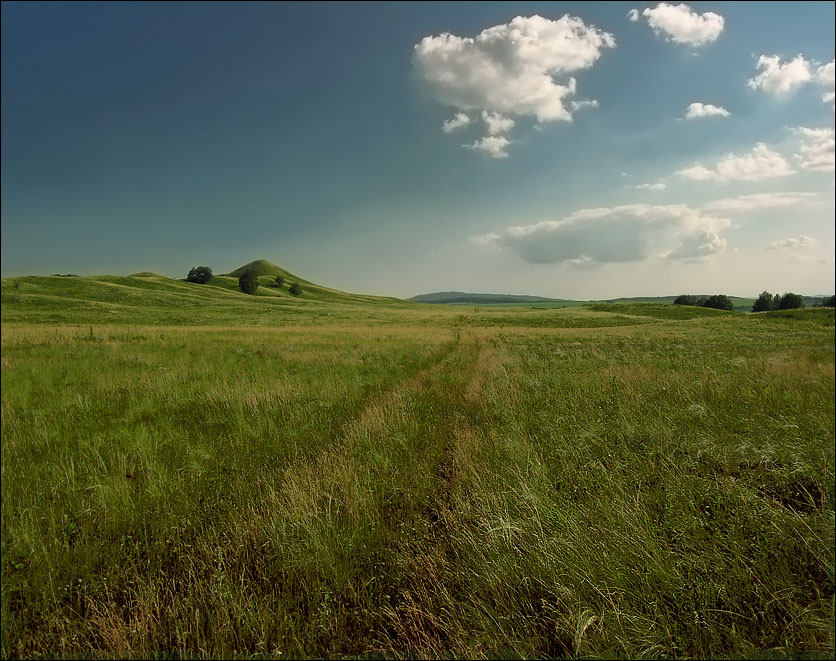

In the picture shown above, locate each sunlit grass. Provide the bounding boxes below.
[1,278,833,658]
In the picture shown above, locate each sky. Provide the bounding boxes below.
[1,1,834,299]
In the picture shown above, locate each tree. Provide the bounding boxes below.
[674,294,698,306]
[776,292,804,310]
[823,295,836,308]
[186,266,213,284]
[275,275,284,289]
[701,294,734,311]
[289,282,302,297]
[239,270,258,295]
[752,291,774,312]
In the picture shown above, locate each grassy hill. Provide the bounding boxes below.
[0,265,407,326]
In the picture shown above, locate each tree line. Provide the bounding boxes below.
[673,294,735,311]
[186,266,302,297]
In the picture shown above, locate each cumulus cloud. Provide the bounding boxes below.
[442,112,471,133]
[765,235,818,250]
[748,55,812,96]
[794,127,835,171]
[474,204,729,265]
[481,111,515,135]
[676,143,794,183]
[640,3,724,47]
[632,182,667,191]
[702,192,820,213]
[684,102,730,119]
[627,9,640,22]
[413,13,616,159]
[466,135,511,158]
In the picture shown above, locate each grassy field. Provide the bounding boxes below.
[1,275,834,659]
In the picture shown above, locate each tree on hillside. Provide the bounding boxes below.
[289,282,302,297]
[275,275,284,289]
[776,292,804,310]
[186,266,213,284]
[674,294,699,306]
[239,270,259,295]
[701,294,734,311]
[752,291,774,312]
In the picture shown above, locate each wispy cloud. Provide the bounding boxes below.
[794,127,835,172]
[465,135,511,159]
[702,192,821,213]
[765,235,818,249]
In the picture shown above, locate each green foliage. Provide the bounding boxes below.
[777,292,805,310]
[289,281,302,297]
[673,294,699,306]
[752,291,774,312]
[238,270,258,295]
[186,265,213,284]
[275,275,284,288]
[701,294,734,311]
[823,294,836,308]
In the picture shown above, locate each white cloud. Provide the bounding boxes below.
[632,182,667,191]
[442,112,471,133]
[413,14,616,125]
[641,3,724,47]
[481,111,515,135]
[816,60,835,87]
[570,98,599,112]
[702,192,820,213]
[475,204,729,265]
[684,102,730,119]
[747,56,835,104]
[794,127,835,171]
[766,235,818,250]
[466,135,511,159]
[627,9,640,23]
[747,55,812,96]
[676,143,794,183]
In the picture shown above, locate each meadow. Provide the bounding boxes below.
[1,273,834,659]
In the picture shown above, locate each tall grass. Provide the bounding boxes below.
[1,298,833,658]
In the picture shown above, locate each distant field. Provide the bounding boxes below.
[1,275,834,659]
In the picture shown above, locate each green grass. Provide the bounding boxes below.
[1,278,834,659]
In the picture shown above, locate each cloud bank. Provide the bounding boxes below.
[475,204,729,265]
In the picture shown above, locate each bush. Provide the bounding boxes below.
[701,294,734,311]
[752,291,774,312]
[238,270,259,295]
[289,282,302,297]
[275,275,284,289]
[186,266,213,284]
[822,295,836,308]
[674,294,699,306]
[776,292,804,310]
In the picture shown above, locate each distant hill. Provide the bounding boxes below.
[409,291,770,311]
[224,259,294,279]
[408,291,568,305]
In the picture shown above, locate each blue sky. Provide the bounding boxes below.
[2,1,833,298]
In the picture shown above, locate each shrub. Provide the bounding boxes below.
[822,295,836,308]
[752,291,774,312]
[674,294,699,306]
[186,266,213,284]
[289,282,302,297]
[275,275,284,289]
[776,292,804,310]
[239,270,258,295]
[701,294,734,311]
